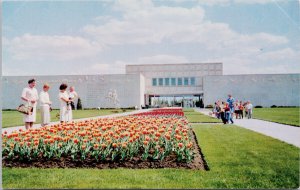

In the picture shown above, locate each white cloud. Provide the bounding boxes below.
[83,0,288,52]
[233,0,285,5]
[205,46,300,75]
[196,0,231,6]
[76,54,189,75]
[83,2,205,45]
[5,34,102,62]
[257,48,300,61]
[196,0,286,6]
[2,0,297,76]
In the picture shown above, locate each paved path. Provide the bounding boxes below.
[2,109,151,135]
[194,108,300,148]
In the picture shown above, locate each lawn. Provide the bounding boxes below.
[2,109,134,128]
[253,108,300,127]
[3,124,298,188]
[184,109,221,123]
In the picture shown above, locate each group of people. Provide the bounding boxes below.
[21,78,78,130]
[212,94,253,124]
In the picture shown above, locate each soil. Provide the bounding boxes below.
[2,130,209,170]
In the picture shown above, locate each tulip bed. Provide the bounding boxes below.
[2,108,206,169]
[134,108,185,117]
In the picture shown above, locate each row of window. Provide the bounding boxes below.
[152,77,196,86]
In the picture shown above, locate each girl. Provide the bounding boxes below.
[39,83,52,126]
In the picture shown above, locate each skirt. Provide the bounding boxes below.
[60,105,72,122]
[41,105,51,125]
[23,106,37,122]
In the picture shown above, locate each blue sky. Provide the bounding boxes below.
[2,0,300,75]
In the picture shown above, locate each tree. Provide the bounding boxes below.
[77,97,83,110]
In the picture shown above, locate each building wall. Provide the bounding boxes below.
[203,74,300,107]
[139,74,146,106]
[2,74,144,109]
[126,63,222,95]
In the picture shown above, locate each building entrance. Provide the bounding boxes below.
[148,94,203,108]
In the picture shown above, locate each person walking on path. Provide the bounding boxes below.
[224,102,234,124]
[219,102,228,124]
[246,101,253,119]
[239,101,244,119]
[39,83,52,127]
[21,78,39,130]
[59,83,72,123]
[227,94,235,124]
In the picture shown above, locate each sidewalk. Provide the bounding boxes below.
[194,108,300,148]
[2,109,151,135]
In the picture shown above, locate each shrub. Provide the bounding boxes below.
[278,106,298,108]
[77,97,83,110]
[270,105,277,108]
[205,104,213,109]
[255,105,263,108]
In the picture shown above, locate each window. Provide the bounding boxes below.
[171,78,176,86]
[165,78,170,86]
[190,77,195,85]
[177,78,182,86]
[152,78,157,86]
[184,77,189,86]
[158,78,163,86]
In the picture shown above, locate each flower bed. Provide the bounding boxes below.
[2,109,206,169]
[134,108,184,116]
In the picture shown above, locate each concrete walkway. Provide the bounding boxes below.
[2,109,151,135]
[194,108,300,148]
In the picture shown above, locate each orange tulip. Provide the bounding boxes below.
[112,143,117,148]
[178,143,183,148]
[73,138,79,144]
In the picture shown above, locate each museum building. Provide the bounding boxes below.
[2,63,299,109]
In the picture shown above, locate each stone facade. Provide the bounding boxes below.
[2,74,145,109]
[2,64,299,109]
[126,63,222,105]
[203,74,300,107]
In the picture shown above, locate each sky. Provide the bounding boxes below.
[2,0,300,76]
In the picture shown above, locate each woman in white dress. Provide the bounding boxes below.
[69,86,78,110]
[58,83,72,123]
[21,79,39,130]
[39,83,52,126]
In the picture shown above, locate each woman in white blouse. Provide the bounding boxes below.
[21,79,39,130]
[39,83,52,126]
[58,83,72,123]
[69,86,78,110]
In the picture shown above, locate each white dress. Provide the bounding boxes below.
[59,91,71,122]
[21,87,39,122]
[39,91,51,125]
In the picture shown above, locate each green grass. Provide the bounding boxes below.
[253,108,300,127]
[184,110,221,123]
[183,108,195,112]
[3,124,298,188]
[2,109,134,128]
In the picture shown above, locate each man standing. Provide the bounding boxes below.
[246,101,253,119]
[226,94,235,124]
[21,79,39,130]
